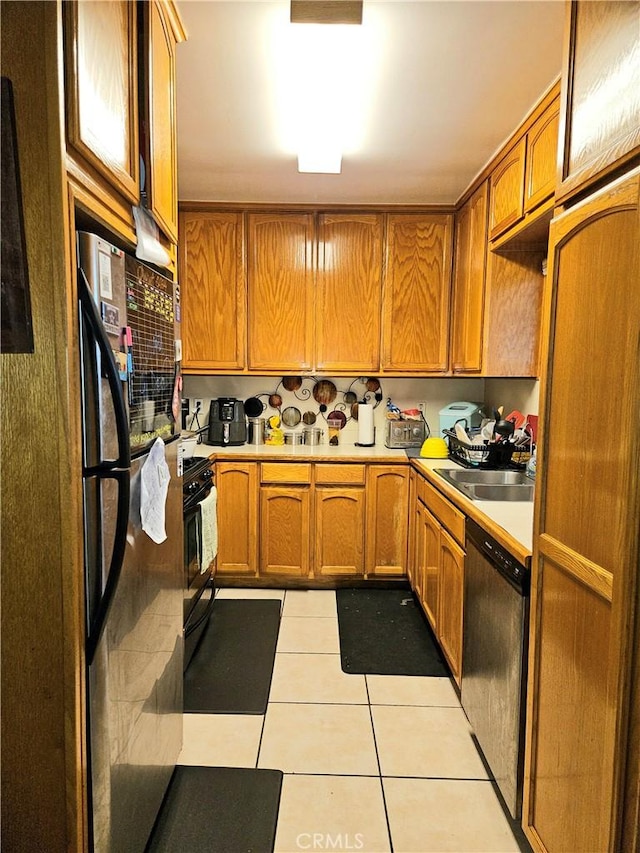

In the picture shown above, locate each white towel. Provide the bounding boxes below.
[199,486,218,573]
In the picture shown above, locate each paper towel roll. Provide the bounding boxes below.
[357,404,375,446]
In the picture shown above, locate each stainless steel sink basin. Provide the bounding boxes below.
[433,468,534,502]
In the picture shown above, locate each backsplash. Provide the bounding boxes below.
[183,375,497,442]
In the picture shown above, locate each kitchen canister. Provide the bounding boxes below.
[303,428,323,446]
[247,417,265,445]
[284,431,305,445]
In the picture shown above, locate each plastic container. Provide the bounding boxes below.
[438,402,483,436]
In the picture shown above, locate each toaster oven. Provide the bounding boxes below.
[385,419,427,448]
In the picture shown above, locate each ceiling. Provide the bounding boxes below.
[175,0,566,206]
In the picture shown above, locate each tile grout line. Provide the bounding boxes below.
[365,676,396,852]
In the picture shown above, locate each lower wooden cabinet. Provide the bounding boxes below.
[365,466,410,577]
[215,460,408,583]
[215,461,258,576]
[437,527,465,684]
[260,486,311,577]
[409,468,466,685]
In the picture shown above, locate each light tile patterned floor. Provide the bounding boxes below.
[179,588,526,853]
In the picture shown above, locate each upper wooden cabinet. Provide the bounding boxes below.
[382,214,453,373]
[524,103,560,214]
[140,1,184,244]
[451,182,488,373]
[489,138,526,240]
[557,1,640,204]
[247,213,315,371]
[315,213,384,372]
[489,90,560,242]
[64,0,140,204]
[179,211,245,371]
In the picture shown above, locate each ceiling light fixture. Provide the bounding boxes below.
[290,1,363,26]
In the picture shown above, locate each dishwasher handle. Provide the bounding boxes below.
[466,518,529,595]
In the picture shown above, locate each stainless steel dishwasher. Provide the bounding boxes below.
[461,518,530,820]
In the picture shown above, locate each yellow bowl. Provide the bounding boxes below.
[420,437,449,458]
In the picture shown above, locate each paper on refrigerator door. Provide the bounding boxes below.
[140,438,170,543]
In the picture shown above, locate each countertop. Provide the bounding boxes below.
[185,437,533,563]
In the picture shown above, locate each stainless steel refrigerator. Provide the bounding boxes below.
[78,233,183,852]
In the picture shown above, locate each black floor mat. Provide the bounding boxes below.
[184,598,281,714]
[336,588,449,676]
[146,766,283,853]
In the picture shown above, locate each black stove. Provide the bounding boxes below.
[182,455,215,510]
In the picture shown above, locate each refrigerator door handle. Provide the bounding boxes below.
[78,267,131,471]
[86,468,130,665]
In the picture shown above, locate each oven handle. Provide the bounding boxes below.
[184,482,213,513]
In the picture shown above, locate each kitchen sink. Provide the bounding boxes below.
[433,468,534,502]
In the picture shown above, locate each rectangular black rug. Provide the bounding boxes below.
[336,588,449,676]
[184,598,281,714]
[146,766,283,853]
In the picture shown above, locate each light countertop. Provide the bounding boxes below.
[185,437,533,562]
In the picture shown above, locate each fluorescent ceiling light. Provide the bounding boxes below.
[297,150,342,174]
[268,9,382,174]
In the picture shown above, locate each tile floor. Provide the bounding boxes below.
[179,588,526,853]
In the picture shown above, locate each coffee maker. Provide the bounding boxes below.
[206,397,247,446]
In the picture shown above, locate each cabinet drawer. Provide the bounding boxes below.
[261,462,312,484]
[420,478,465,547]
[315,464,366,485]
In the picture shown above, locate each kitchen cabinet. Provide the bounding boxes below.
[260,463,312,577]
[488,89,560,242]
[215,461,258,576]
[437,528,465,684]
[179,211,246,371]
[481,247,545,377]
[556,1,640,204]
[247,213,314,372]
[315,213,384,372]
[523,169,640,852]
[382,214,453,373]
[365,465,409,576]
[139,0,184,244]
[315,464,366,577]
[451,182,488,373]
[409,468,465,685]
[64,0,140,205]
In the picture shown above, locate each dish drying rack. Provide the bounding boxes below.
[444,428,534,470]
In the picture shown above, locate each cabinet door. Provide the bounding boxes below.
[557,1,640,203]
[64,0,139,203]
[260,486,311,577]
[524,98,559,214]
[179,212,245,371]
[365,466,409,577]
[421,503,441,634]
[215,461,258,576]
[315,488,365,577]
[140,0,182,243]
[524,171,640,852]
[451,182,488,373]
[315,213,383,372]
[488,138,526,240]
[247,213,314,371]
[382,215,453,373]
[437,527,464,685]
